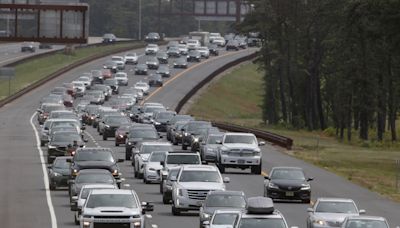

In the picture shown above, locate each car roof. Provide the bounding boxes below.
[76,147,113,153]
[81,184,117,190]
[224,132,255,136]
[181,165,218,171]
[213,209,242,214]
[207,190,245,196]
[90,189,134,195]
[271,167,304,171]
[316,197,355,203]
[167,150,198,155]
[141,141,172,146]
[346,215,386,221]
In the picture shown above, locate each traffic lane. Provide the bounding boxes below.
[0,44,65,67]
[145,48,257,110]
[260,144,400,227]
[0,47,146,228]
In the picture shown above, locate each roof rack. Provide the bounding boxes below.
[247,197,274,215]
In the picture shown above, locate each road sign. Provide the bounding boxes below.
[0,67,15,79]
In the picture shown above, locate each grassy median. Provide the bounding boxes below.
[0,42,143,100]
[187,62,400,202]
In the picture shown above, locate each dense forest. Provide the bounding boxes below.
[82,0,233,39]
[240,0,400,142]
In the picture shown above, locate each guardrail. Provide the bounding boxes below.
[174,51,293,150]
[0,41,148,108]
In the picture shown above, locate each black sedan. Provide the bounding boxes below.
[187,50,201,62]
[156,65,170,77]
[48,156,72,190]
[47,131,85,164]
[263,166,313,203]
[135,64,148,75]
[167,46,181,58]
[208,44,219,56]
[149,74,163,87]
[174,57,188,68]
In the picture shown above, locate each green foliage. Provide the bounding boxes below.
[241,0,400,142]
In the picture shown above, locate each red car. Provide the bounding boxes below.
[63,83,76,98]
[101,69,112,80]
[115,125,130,146]
[63,94,74,107]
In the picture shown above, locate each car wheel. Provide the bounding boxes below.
[49,183,56,190]
[172,204,180,215]
[125,151,131,160]
[163,194,170,204]
[115,142,119,147]
[251,162,262,175]
[134,167,138,178]
[74,213,79,225]
[160,182,164,193]
[218,161,225,173]
[138,172,143,179]
[103,135,107,140]
[172,138,178,145]
[47,157,52,164]
[182,144,187,150]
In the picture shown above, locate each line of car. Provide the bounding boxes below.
[34,32,391,228]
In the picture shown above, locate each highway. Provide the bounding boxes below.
[0,44,399,228]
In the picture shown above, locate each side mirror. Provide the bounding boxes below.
[215,140,222,144]
[81,126,86,130]
[223,177,230,183]
[66,158,72,162]
[160,135,163,138]
[117,158,124,163]
[160,161,165,166]
[83,139,89,143]
[259,141,266,146]
[264,176,270,180]
[359,209,366,214]
[307,208,314,213]
[307,177,314,181]
[141,202,154,213]
[44,127,49,130]
[181,128,185,131]
[170,176,177,182]
[70,204,79,211]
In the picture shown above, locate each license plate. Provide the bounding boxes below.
[238,160,245,164]
[286,191,294,197]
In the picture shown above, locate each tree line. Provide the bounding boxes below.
[241,0,400,142]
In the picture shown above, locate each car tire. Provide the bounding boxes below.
[172,204,180,216]
[74,214,79,225]
[217,161,225,174]
[49,183,56,190]
[302,199,311,204]
[160,182,164,193]
[163,194,170,204]
[172,138,178,145]
[103,135,107,140]
[251,162,262,175]
[115,142,119,147]
[134,167,138,178]
[182,144,187,150]
[138,172,143,179]
[47,157,52,164]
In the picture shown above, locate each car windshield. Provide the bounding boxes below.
[105,116,129,125]
[142,145,172,154]
[76,173,114,184]
[51,112,75,118]
[179,170,221,182]
[345,220,388,228]
[81,187,114,199]
[53,158,70,169]
[187,122,211,131]
[238,218,286,228]
[207,135,223,144]
[206,195,246,208]
[224,135,256,144]
[156,112,175,120]
[130,128,158,138]
[52,133,81,142]
[51,121,79,129]
[271,169,305,180]
[315,201,357,213]
[166,155,200,165]
[136,83,147,87]
[212,213,239,226]
[43,105,64,113]
[149,152,167,162]
[86,194,137,208]
[75,151,115,162]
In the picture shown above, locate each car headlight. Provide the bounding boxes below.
[105,125,110,128]
[268,182,279,189]
[301,183,311,190]
[48,145,56,149]
[313,220,326,226]
[177,188,184,196]
[128,142,132,145]
[202,213,210,219]
[133,221,141,228]
[193,138,199,142]
[72,169,79,176]
[112,169,119,176]
[154,122,161,125]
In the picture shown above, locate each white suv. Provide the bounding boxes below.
[216,133,265,174]
[171,165,230,215]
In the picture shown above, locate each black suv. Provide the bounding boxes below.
[125,124,161,160]
[69,147,124,181]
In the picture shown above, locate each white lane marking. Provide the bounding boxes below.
[29,112,58,228]
[84,131,100,147]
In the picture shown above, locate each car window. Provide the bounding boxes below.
[315,201,357,213]
[224,135,256,144]
[150,152,167,162]
[345,220,388,228]
[142,145,172,154]
[86,194,137,208]
[166,154,200,164]
[238,218,286,228]
[75,151,115,162]
[130,128,158,138]
[76,173,114,184]
[179,171,221,182]
[270,169,305,180]
[53,159,70,169]
[206,195,246,208]
[212,213,239,225]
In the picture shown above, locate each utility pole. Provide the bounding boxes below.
[138,0,142,40]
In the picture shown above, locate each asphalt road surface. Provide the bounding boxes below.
[0,44,399,228]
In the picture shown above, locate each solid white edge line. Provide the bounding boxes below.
[30,112,58,228]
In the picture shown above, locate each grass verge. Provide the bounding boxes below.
[187,62,400,202]
[0,42,143,100]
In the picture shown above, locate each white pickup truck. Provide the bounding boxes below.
[216,133,265,174]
